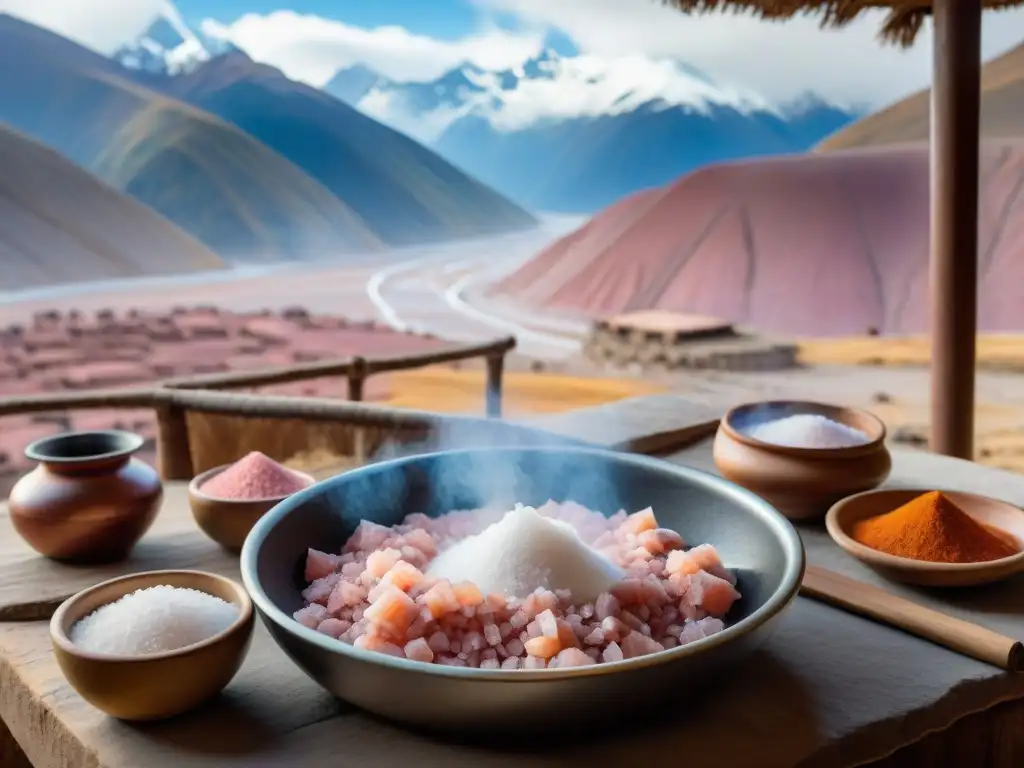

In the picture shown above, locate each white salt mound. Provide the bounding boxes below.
[746,413,869,449]
[69,585,240,656]
[426,504,625,602]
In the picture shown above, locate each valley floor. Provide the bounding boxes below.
[3,252,1024,482]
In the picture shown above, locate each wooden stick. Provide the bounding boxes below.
[801,564,1023,672]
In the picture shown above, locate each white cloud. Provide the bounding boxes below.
[206,10,545,87]
[0,0,165,54]
[478,0,1024,108]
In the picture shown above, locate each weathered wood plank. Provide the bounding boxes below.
[0,483,239,622]
[518,394,721,455]
[0,398,721,622]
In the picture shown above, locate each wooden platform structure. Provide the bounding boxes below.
[1,394,1024,766]
[584,310,797,371]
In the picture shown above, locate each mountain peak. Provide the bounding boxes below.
[113,1,235,75]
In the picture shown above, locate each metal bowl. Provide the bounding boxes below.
[241,447,804,732]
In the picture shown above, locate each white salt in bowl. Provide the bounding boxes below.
[241,446,804,735]
[714,400,892,522]
[50,570,255,721]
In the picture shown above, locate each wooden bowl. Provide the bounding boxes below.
[826,488,1024,587]
[713,400,891,522]
[188,464,315,552]
[50,570,254,721]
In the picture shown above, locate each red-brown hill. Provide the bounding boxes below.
[818,40,1024,150]
[493,141,1024,336]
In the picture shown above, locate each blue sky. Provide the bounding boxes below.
[175,0,483,40]
[5,0,1024,108]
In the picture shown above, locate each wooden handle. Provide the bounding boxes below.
[801,565,1023,672]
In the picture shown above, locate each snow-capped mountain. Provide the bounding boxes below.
[113,3,234,76]
[326,50,860,212]
[326,49,784,144]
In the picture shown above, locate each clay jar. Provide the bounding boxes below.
[8,430,162,562]
[713,401,891,523]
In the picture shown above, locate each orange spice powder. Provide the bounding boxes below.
[850,491,1019,564]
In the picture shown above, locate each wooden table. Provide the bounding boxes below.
[1,396,1023,767]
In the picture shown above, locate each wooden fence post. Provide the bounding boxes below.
[348,356,367,402]
[155,403,193,480]
[485,353,505,418]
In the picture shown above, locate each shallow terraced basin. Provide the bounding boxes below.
[241,447,804,733]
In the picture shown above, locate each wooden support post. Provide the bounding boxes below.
[155,404,192,480]
[930,0,982,460]
[352,427,367,464]
[347,357,367,402]
[485,353,505,418]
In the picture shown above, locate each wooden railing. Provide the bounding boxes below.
[0,336,518,481]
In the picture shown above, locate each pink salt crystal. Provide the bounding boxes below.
[621,630,664,659]
[399,546,428,569]
[426,631,450,653]
[619,610,644,631]
[523,656,547,669]
[401,528,437,557]
[341,561,364,578]
[554,647,595,667]
[379,561,425,593]
[327,581,366,614]
[404,637,435,663]
[509,610,529,629]
[584,628,605,646]
[601,616,628,642]
[610,579,647,605]
[365,548,402,578]
[304,549,339,582]
[689,571,741,618]
[294,603,328,629]
[524,635,561,659]
[302,573,340,605]
[484,624,502,646]
[638,528,685,555]
[363,586,419,637]
[452,581,484,608]
[421,581,460,619]
[602,642,624,663]
[501,656,521,670]
[620,507,657,535]
[480,658,501,670]
[536,609,559,638]
[201,451,310,500]
[556,619,580,649]
[317,618,351,638]
[344,520,392,553]
[595,592,620,621]
[506,637,525,656]
[354,634,404,657]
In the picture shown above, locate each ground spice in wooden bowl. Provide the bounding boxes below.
[850,491,1018,564]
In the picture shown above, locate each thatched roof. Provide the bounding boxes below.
[664,1,1024,47]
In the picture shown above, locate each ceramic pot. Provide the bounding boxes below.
[713,400,892,523]
[8,430,162,562]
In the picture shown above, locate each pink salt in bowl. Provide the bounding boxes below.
[241,446,804,735]
[188,458,315,553]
